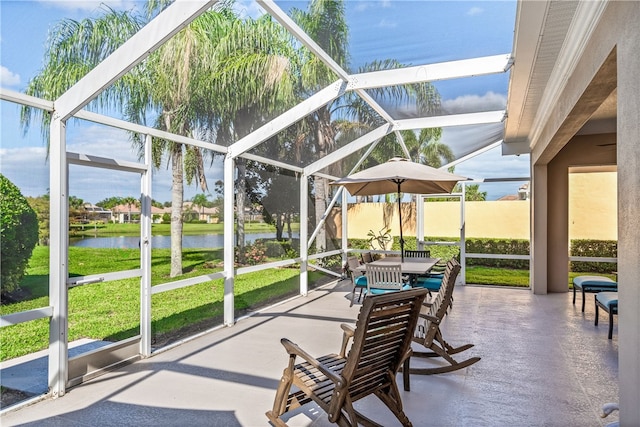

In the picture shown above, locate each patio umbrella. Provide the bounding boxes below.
[332,157,468,261]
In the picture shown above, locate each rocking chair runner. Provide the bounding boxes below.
[402,258,480,391]
[266,288,429,427]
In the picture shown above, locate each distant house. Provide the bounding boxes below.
[182,202,219,223]
[497,182,530,201]
[81,203,112,222]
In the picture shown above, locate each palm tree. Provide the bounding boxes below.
[290,0,443,253]
[191,193,210,221]
[21,4,297,274]
[122,196,139,223]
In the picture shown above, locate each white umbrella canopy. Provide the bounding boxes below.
[332,157,468,260]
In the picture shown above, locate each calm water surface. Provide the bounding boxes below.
[70,233,298,249]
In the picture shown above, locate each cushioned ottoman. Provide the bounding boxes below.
[595,292,618,339]
[572,276,617,312]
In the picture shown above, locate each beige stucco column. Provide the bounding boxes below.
[616,3,640,422]
[530,164,548,294]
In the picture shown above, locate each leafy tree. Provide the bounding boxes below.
[454,183,487,201]
[260,171,299,240]
[96,197,124,210]
[26,195,50,245]
[1,174,39,299]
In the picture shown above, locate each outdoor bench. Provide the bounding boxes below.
[594,292,618,339]
[572,275,617,312]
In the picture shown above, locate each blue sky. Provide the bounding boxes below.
[0,0,528,203]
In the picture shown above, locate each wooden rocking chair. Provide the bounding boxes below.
[402,259,480,390]
[266,288,429,427]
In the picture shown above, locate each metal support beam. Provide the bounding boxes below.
[305,124,392,175]
[228,81,347,157]
[299,175,309,296]
[48,116,69,398]
[349,54,512,89]
[140,135,152,357]
[55,1,218,120]
[223,155,235,326]
[394,110,505,131]
[307,187,343,250]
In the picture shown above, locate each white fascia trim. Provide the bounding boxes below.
[228,80,346,157]
[1,88,54,111]
[350,54,512,90]
[394,110,505,131]
[502,140,530,156]
[55,1,218,121]
[528,0,609,150]
[304,124,393,175]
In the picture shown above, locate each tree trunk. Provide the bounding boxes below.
[314,175,327,253]
[275,213,283,240]
[170,145,184,277]
[236,158,246,262]
[286,212,292,240]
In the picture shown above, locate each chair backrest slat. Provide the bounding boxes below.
[340,289,428,394]
[365,263,404,292]
[404,249,431,258]
[415,258,461,343]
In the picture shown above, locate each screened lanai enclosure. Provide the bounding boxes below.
[1,0,639,424]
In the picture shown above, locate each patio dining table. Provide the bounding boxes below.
[356,256,440,284]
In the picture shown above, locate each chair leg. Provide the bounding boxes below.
[581,289,586,312]
[349,286,356,307]
[572,286,576,305]
[608,311,614,339]
[265,364,295,424]
[595,296,600,326]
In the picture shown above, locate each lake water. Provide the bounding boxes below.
[69,232,299,249]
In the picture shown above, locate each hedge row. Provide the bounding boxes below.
[570,239,617,274]
[257,236,617,274]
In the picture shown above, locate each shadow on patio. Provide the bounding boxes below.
[0,280,618,426]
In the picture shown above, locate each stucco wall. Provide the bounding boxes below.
[569,171,617,240]
[330,172,615,241]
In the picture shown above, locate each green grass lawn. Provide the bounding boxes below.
[0,246,321,361]
[2,246,612,361]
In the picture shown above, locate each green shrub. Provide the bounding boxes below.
[1,174,39,297]
[570,239,617,274]
[465,238,530,269]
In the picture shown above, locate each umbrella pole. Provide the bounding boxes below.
[397,183,404,262]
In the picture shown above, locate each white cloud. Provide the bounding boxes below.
[1,66,21,87]
[1,122,224,203]
[467,7,483,16]
[377,19,397,29]
[441,91,506,115]
[0,146,50,197]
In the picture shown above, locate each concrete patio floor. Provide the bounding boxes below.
[0,279,619,426]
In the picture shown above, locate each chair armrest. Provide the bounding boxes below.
[280,338,342,385]
[339,324,355,357]
[418,313,440,324]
